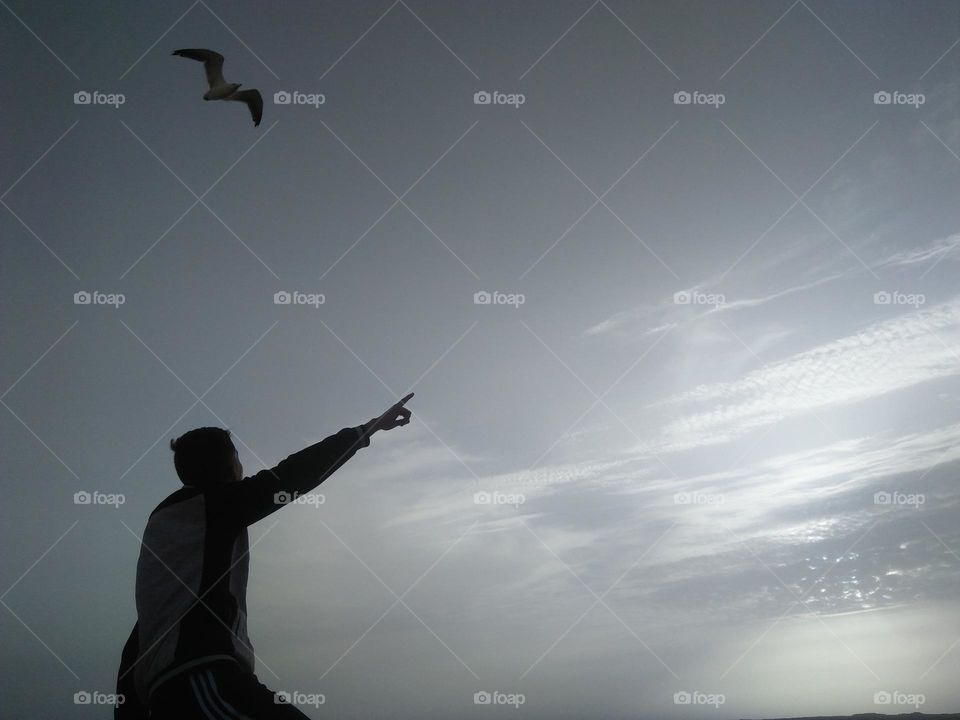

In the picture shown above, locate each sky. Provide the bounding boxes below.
[2,1,960,718]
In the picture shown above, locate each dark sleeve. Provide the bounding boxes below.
[115,623,148,719]
[209,426,369,527]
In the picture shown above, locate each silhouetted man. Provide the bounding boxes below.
[115,394,414,719]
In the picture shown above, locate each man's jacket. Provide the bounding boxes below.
[115,426,368,717]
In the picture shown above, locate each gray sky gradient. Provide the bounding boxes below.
[2,1,960,718]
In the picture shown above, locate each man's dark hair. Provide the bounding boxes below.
[169,427,236,487]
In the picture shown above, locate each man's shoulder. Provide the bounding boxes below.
[149,486,203,517]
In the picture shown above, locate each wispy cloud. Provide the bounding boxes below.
[584,273,846,338]
[584,228,960,340]
[639,297,960,454]
[874,232,960,269]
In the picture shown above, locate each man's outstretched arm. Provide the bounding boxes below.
[212,394,414,526]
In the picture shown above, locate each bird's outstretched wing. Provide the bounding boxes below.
[230,89,263,127]
[171,48,225,88]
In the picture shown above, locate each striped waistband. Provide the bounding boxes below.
[148,655,240,700]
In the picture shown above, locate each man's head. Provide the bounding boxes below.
[169,427,242,488]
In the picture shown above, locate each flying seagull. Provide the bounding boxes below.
[171,49,263,127]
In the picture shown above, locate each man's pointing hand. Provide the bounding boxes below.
[362,393,414,437]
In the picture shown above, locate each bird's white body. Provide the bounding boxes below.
[203,83,242,101]
[172,49,264,126]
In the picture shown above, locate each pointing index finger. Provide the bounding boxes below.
[396,392,414,407]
